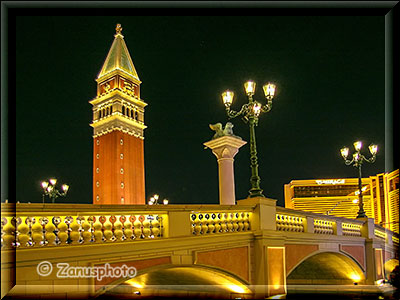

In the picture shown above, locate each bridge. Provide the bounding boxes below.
[1,197,398,299]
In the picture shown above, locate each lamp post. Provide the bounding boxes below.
[222,81,277,198]
[148,194,169,205]
[41,178,69,203]
[340,141,378,218]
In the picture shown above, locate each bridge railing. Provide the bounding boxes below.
[275,206,398,245]
[0,203,254,249]
[276,206,363,236]
[2,203,397,250]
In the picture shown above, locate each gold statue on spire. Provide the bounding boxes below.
[116,24,122,34]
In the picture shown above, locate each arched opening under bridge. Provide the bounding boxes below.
[98,264,252,299]
[287,251,365,285]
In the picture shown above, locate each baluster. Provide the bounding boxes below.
[102,216,113,242]
[93,216,103,243]
[17,217,30,247]
[142,216,151,238]
[214,213,222,233]
[109,215,117,241]
[124,216,134,240]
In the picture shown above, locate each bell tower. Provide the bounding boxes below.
[90,24,147,205]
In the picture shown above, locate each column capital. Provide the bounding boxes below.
[204,136,247,159]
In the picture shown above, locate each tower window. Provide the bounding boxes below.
[120,139,123,145]
[120,153,124,159]
[98,111,101,119]
[96,153,99,159]
[121,182,124,189]
[96,195,99,201]
[131,110,134,118]
[135,111,139,120]
[106,107,109,115]
[103,109,105,117]
[96,168,99,173]
[126,108,130,117]
[120,168,124,174]
[121,197,125,203]
[122,106,125,115]
[110,106,113,114]
[96,181,100,187]
[97,140,100,145]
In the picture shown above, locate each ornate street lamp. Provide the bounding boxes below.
[41,178,69,203]
[222,81,277,198]
[148,194,169,205]
[340,141,378,218]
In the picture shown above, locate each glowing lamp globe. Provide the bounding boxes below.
[263,83,276,99]
[353,141,362,151]
[369,144,378,155]
[244,81,256,96]
[222,90,234,107]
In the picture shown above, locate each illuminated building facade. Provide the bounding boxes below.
[285,169,399,233]
[89,24,147,204]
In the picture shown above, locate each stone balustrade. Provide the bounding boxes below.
[275,213,305,232]
[275,207,368,237]
[0,204,255,249]
[342,222,362,237]
[1,213,164,249]
[1,203,397,250]
[190,211,251,235]
[374,227,387,240]
[313,219,334,235]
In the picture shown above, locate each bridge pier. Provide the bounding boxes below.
[238,197,287,298]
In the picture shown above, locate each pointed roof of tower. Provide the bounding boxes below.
[97,24,140,81]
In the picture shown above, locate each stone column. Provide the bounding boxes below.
[204,136,246,205]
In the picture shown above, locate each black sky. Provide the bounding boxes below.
[10,8,395,206]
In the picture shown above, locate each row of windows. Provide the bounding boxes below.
[122,105,139,120]
[293,185,370,197]
[98,106,113,118]
[97,105,140,120]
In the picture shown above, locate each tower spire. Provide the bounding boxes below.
[97,23,140,82]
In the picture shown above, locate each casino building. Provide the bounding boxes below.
[284,169,399,234]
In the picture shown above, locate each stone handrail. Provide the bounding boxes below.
[275,206,364,236]
[1,203,396,249]
[190,211,252,235]
[1,203,254,249]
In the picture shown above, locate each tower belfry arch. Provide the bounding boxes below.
[89,24,147,205]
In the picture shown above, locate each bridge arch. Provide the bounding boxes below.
[96,264,252,298]
[287,251,365,285]
[384,258,399,280]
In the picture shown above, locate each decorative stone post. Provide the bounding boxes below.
[204,123,246,205]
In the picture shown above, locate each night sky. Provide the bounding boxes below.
[10,8,395,206]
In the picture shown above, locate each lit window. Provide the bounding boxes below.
[96,153,99,159]
[121,182,124,189]
[120,153,123,159]
[97,140,100,145]
[96,181,100,187]
[121,197,124,203]
[96,168,99,173]
[120,139,123,145]
[96,195,99,201]
[120,168,124,174]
